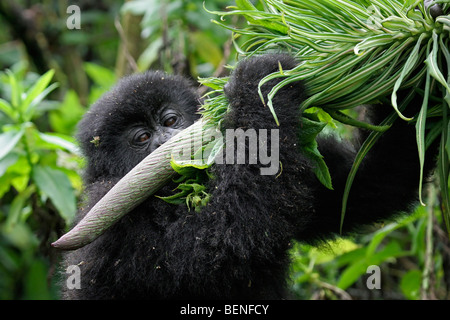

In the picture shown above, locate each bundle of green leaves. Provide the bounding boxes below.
[202,0,450,232]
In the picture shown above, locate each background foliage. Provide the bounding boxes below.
[0,0,448,300]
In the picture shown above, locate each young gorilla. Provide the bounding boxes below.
[61,54,436,299]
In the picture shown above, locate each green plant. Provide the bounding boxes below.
[290,201,449,300]
[121,0,233,77]
[0,64,80,299]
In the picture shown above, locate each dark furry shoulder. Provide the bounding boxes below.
[223,54,306,131]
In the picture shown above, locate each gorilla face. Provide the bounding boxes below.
[126,104,190,152]
[77,71,201,183]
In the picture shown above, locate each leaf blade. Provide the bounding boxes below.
[0,128,25,161]
[32,165,77,224]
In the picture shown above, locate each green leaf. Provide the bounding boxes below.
[204,137,224,166]
[0,221,37,251]
[5,69,22,108]
[298,117,333,189]
[391,33,426,121]
[298,116,327,144]
[438,114,450,237]
[0,98,16,121]
[21,69,55,113]
[37,132,79,155]
[425,31,450,93]
[84,62,116,89]
[49,89,85,135]
[0,152,19,176]
[439,34,450,79]
[400,269,422,300]
[23,259,53,300]
[337,241,404,290]
[326,109,391,132]
[381,16,414,32]
[32,165,77,224]
[354,34,395,55]
[0,128,25,161]
[235,0,257,11]
[447,119,450,160]
[23,83,59,121]
[190,32,223,68]
[303,146,333,190]
[365,222,400,257]
[6,156,32,193]
[156,190,189,205]
[188,183,206,193]
[4,185,35,231]
[415,67,431,206]
[235,0,289,33]
[336,259,368,290]
[170,157,211,176]
[137,37,163,71]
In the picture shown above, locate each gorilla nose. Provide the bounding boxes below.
[157,132,171,146]
[150,129,181,152]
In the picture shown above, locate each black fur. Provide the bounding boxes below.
[61,54,436,299]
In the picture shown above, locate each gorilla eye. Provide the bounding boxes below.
[133,131,151,145]
[163,116,178,127]
[138,132,150,142]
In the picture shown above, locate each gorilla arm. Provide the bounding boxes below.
[157,54,437,298]
[304,96,438,242]
[145,54,315,298]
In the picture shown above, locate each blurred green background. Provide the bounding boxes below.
[0,0,449,300]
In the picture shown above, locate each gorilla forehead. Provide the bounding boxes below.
[81,71,199,132]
